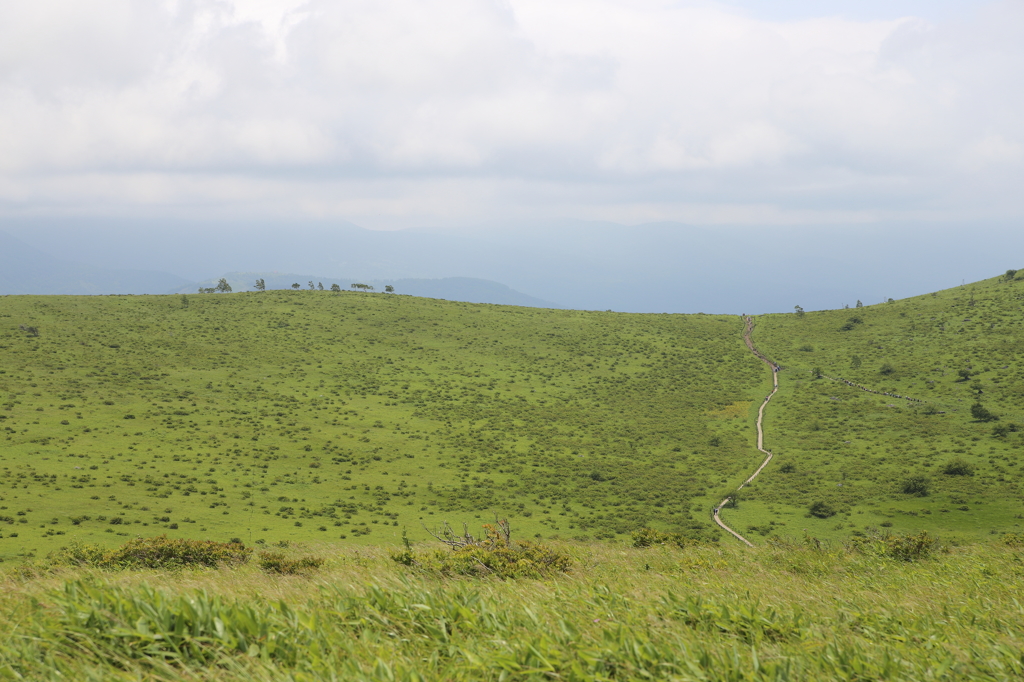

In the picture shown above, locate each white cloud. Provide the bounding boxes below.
[0,0,1020,227]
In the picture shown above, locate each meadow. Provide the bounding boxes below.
[5,274,1024,679]
[0,290,769,561]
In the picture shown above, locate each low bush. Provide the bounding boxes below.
[848,531,938,562]
[632,527,693,549]
[900,475,930,496]
[941,458,975,476]
[258,552,324,575]
[49,536,252,569]
[808,501,835,518]
[1000,533,1024,548]
[393,519,573,579]
[992,423,1019,438]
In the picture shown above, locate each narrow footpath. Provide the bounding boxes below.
[713,316,779,547]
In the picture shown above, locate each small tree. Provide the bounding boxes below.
[794,305,804,316]
[957,368,972,382]
[879,362,895,375]
[291,283,300,290]
[971,402,998,422]
[317,282,324,291]
[855,300,863,308]
[18,324,39,337]
[887,298,895,304]
[811,366,823,379]
[1005,269,1018,282]
[385,285,395,293]
[330,283,341,292]
[180,294,189,309]
[254,278,265,292]
[215,278,232,293]
[307,281,315,290]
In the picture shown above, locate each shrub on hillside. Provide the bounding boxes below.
[848,531,937,562]
[632,527,695,549]
[992,423,1019,438]
[808,501,836,518]
[49,542,108,568]
[900,475,930,497]
[941,458,975,476]
[1000,532,1024,548]
[971,403,999,422]
[393,518,573,579]
[49,536,252,569]
[258,552,324,575]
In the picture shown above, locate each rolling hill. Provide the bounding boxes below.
[2,270,1023,564]
[0,289,763,560]
[5,271,1024,680]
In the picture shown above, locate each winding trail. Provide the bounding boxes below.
[713,316,779,547]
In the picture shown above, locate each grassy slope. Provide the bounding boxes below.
[4,540,1024,680]
[733,274,1024,543]
[0,291,768,560]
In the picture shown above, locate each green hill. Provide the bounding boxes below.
[6,273,1024,680]
[725,272,1024,542]
[3,271,1024,562]
[0,290,768,560]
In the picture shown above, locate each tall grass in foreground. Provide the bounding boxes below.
[3,537,1024,680]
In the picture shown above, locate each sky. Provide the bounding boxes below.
[0,0,1021,231]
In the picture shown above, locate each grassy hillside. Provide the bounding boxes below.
[0,291,769,561]
[3,537,1024,680]
[730,272,1024,542]
[6,275,1024,679]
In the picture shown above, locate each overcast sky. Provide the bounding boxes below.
[1,0,1020,230]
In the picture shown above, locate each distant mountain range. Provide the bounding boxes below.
[3,217,1022,313]
[0,231,560,308]
[0,230,189,295]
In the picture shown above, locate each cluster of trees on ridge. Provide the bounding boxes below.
[200,279,396,294]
